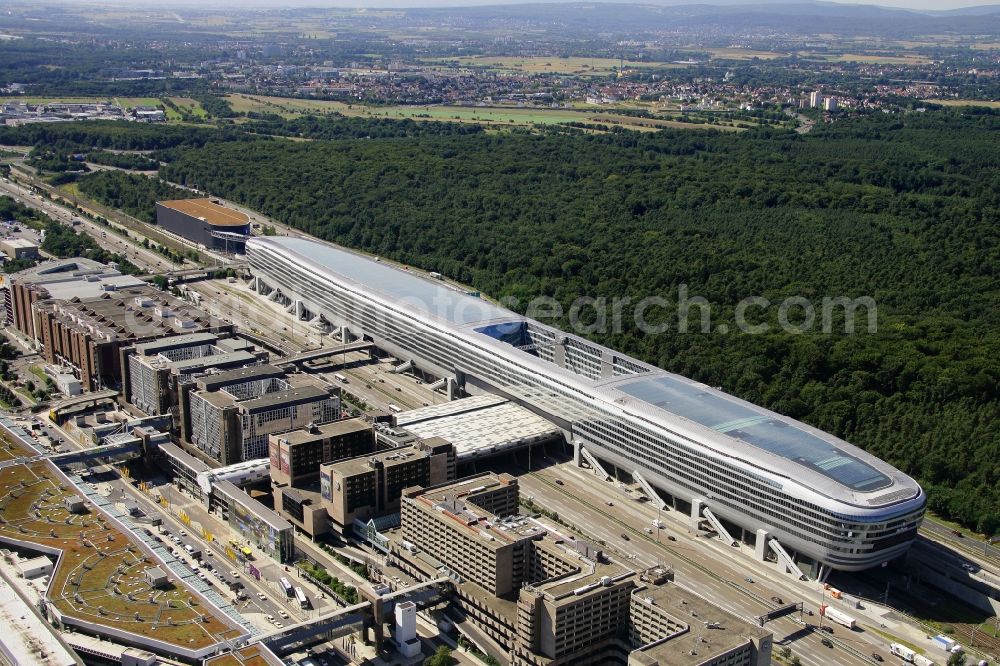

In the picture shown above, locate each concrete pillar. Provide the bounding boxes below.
[690,498,704,531]
[341,326,351,343]
[754,528,769,562]
[572,439,581,467]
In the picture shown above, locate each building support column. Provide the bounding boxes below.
[754,528,769,562]
[690,498,704,531]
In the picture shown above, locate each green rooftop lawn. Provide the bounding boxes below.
[0,461,238,648]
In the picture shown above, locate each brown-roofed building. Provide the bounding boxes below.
[155,198,250,254]
[5,258,232,390]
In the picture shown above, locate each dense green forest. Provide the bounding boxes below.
[7,111,999,533]
[76,171,195,223]
[86,150,159,171]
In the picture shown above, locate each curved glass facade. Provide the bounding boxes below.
[248,237,925,571]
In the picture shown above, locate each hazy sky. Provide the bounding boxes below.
[110,0,1000,12]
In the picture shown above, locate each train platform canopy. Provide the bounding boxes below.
[396,395,561,460]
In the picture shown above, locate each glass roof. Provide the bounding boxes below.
[267,237,513,326]
[617,375,891,492]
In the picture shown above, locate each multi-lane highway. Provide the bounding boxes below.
[0,177,177,271]
[516,458,885,666]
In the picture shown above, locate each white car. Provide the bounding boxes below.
[278,610,289,619]
[274,622,283,629]
[230,570,240,578]
[265,614,274,622]
[257,592,266,600]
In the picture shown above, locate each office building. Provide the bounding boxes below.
[155,198,250,254]
[122,332,266,416]
[6,258,144,340]
[7,259,232,390]
[247,236,925,574]
[268,418,374,487]
[396,474,771,666]
[322,437,455,530]
[276,437,455,537]
[182,364,339,464]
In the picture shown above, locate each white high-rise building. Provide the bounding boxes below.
[394,601,420,657]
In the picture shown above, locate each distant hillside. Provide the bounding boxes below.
[403,1,1000,38]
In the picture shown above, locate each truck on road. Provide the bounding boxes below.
[820,605,857,629]
[890,643,916,662]
[932,635,963,654]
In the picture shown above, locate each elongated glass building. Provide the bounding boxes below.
[247,236,924,572]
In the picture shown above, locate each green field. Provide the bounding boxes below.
[424,55,683,75]
[226,94,744,132]
[166,97,208,119]
[820,52,931,64]
[700,47,787,61]
[113,97,162,110]
[924,99,1000,108]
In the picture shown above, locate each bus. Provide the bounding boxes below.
[294,586,309,610]
[334,373,348,384]
[388,404,402,413]
[279,577,293,597]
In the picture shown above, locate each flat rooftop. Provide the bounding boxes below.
[325,444,428,477]
[276,418,371,445]
[631,582,770,665]
[158,198,250,227]
[132,331,219,356]
[203,642,282,666]
[36,285,222,340]
[13,257,146,300]
[168,350,259,374]
[397,396,560,461]
[408,472,515,505]
[240,383,332,411]
[195,364,286,391]
[0,573,78,666]
[1,237,38,249]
